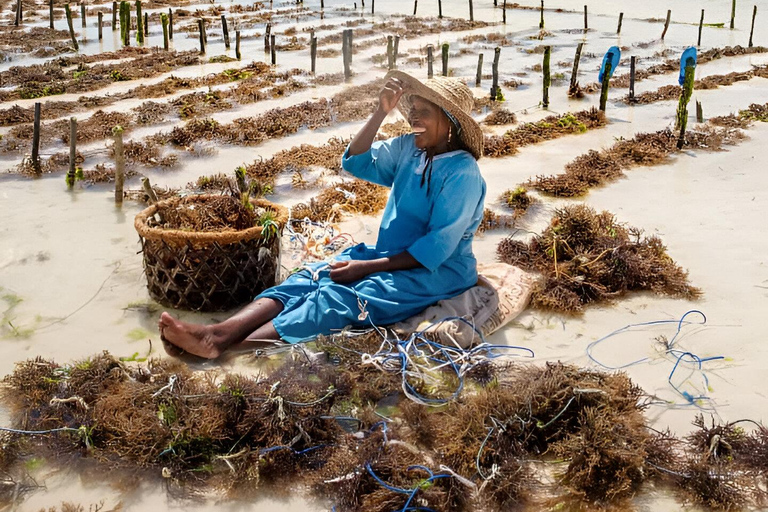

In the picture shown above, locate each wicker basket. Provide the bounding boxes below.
[134,195,289,312]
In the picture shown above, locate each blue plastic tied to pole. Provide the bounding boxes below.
[598,46,621,83]
[678,46,698,85]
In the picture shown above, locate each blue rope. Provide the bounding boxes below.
[259,444,329,456]
[586,310,725,405]
[586,309,707,370]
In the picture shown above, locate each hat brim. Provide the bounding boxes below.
[385,70,484,160]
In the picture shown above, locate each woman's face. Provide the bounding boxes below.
[408,95,451,151]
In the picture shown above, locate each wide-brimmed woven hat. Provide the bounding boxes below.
[385,70,484,160]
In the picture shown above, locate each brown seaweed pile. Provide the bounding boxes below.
[291,179,389,223]
[5,344,764,511]
[483,109,605,158]
[151,195,263,232]
[483,108,517,125]
[529,123,748,197]
[497,204,700,312]
[625,66,768,105]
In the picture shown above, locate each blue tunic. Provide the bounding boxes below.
[257,134,486,343]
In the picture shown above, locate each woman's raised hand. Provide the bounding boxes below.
[378,78,405,115]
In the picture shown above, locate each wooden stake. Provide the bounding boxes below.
[65,4,79,51]
[569,42,583,91]
[81,3,86,28]
[310,35,317,73]
[629,55,636,101]
[16,0,22,25]
[143,12,147,36]
[676,61,695,148]
[98,12,103,40]
[342,29,352,80]
[264,23,271,52]
[539,0,544,29]
[141,178,161,209]
[696,100,703,122]
[413,0,417,16]
[51,0,55,29]
[32,103,42,175]
[112,1,117,30]
[475,53,483,87]
[202,18,207,44]
[542,45,551,107]
[393,35,400,69]
[468,0,474,22]
[270,34,276,64]
[168,8,173,39]
[491,46,501,100]
[698,9,704,46]
[136,0,144,44]
[67,117,77,189]
[198,18,206,54]
[236,30,241,60]
[749,5,757,47]
[320,0,323,8]
[438,0,442,19]
[441,43,449,76]
[617,12,623,34]
[371,0,374,15]
[583,5,588,30]
[222,15,230,49]
[121,1,130,47]
[503,0,507,24]
[661,9,671,40]
[427,44,434,78]
[599,62,611,111]
[730,0,736,29]
[113,126,125,204]
[161,12,168,49]
[387,35,394,70]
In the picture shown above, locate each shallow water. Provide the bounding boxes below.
[2,0,768,509]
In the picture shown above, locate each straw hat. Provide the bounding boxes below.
[385,70,484,160]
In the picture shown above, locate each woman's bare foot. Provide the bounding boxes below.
[158,312,225,359]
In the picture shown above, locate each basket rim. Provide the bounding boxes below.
[134,194,289,245]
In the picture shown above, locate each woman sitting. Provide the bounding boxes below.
[159,70,486,358]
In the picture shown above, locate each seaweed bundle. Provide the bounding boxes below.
[497,204,700,312]
[529,122,748,197]
[2,342,768,510]
[291,179,389,223]
[483,109,605,158]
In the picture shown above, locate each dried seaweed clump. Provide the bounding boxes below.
[291,179,388,223]
[501,186,534,217]
[419,362,648,508]
[155,195,258,232]
[246,137,350,185]
[2,352,346,494]
[663,415,768,510]
[740,102,768,122]
[483,109,605,158]
[497,204,700,313]
[529,125,743,197]
[483,108,517,125]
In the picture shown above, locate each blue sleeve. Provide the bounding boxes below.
[407,168,484,272]
[341,136,405,188]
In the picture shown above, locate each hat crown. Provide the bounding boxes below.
[422,76,474,116]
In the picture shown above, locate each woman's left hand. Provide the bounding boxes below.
[329,260,372,284]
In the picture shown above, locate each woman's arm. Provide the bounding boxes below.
[347,79,405,156]
[329,251,421,284]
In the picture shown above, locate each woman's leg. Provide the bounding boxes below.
[158,298,284,359]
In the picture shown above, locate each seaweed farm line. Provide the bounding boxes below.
[2,0,768,510]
